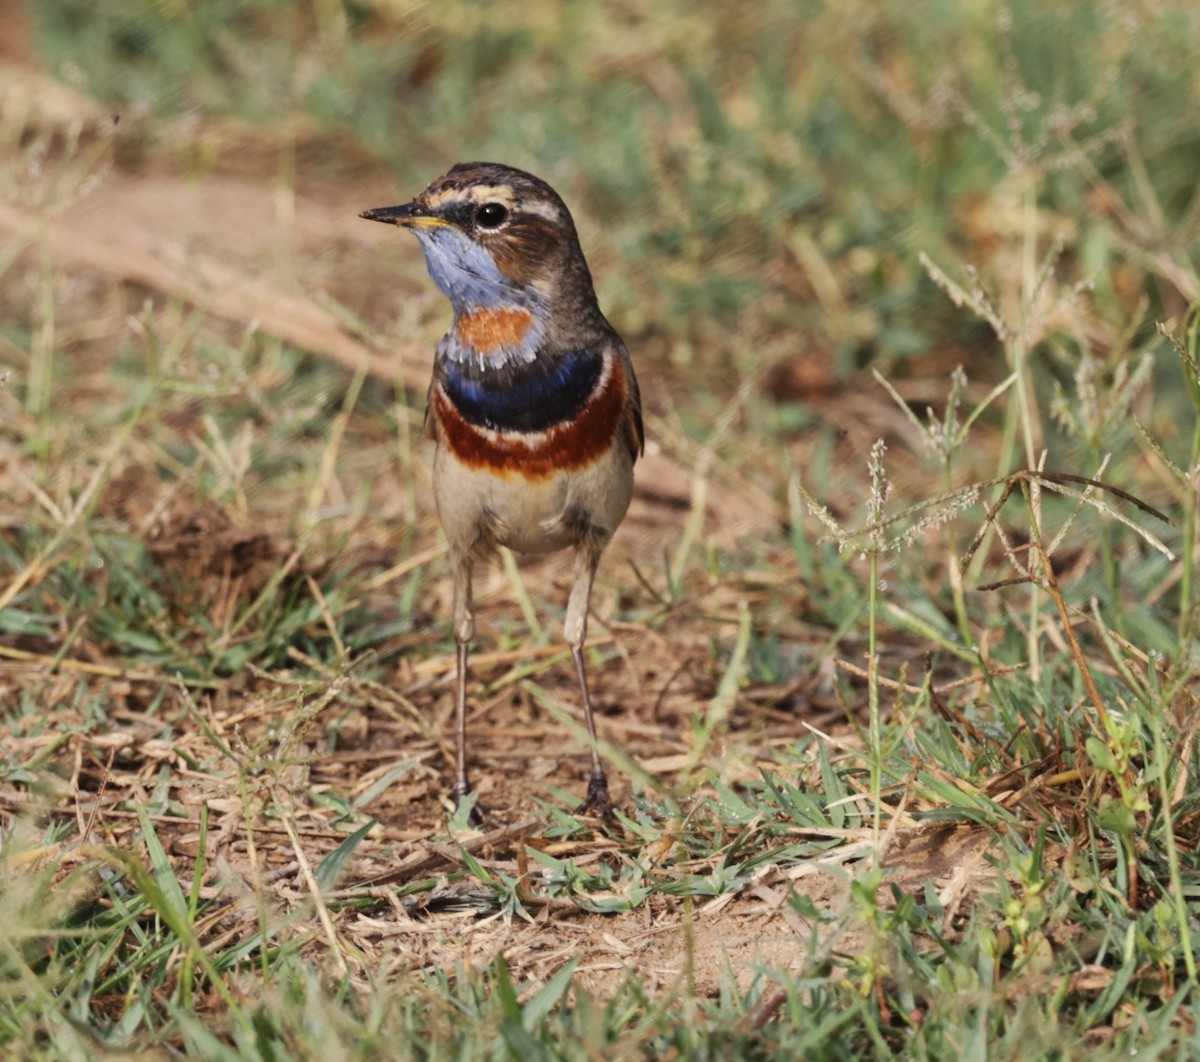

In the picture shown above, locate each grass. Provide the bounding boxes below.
[3,0,1200,1056]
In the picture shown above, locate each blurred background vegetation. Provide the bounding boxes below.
[22,0,1200,387]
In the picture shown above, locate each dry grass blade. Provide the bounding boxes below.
[0,196,432,392]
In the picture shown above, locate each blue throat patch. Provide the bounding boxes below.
[439,348,605,434]
[415,226,539,315]
[416,226,547,367]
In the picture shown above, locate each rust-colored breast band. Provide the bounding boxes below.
[432,356,628,479]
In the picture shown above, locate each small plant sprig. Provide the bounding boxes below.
[873,365,1016,646]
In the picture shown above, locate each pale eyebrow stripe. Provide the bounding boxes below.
[521,198,564,223]
[424,185,512,210]
[424,183,563,224]
[465,185,515,206]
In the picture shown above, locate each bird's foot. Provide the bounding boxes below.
[576,773,615,821]
[451,784,486,827]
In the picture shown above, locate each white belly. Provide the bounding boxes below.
[432,441,634,556]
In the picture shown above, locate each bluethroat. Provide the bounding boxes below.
[361,162,643,816]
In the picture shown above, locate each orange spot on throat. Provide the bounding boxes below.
[454,307,535,354]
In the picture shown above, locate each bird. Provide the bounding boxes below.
[360,162,643,818]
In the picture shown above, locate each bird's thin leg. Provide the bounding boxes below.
[454,639,470,799]
[450,551,479,817]
[564,543,611,816]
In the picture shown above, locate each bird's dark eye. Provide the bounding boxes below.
[475,202,508,229]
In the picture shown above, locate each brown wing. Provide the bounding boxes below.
[422,378,439,443]
[619,348,644,462]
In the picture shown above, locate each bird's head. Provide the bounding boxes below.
[361,162,599,325]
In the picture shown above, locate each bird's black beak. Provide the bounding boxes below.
[359,202,447,229]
